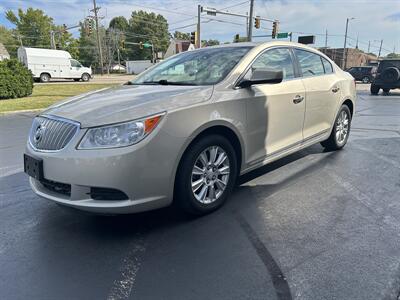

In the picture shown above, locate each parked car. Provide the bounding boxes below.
[346,66,375,83]
[18,47,92,83]
[24,41,356,215]
[370,59,400,95]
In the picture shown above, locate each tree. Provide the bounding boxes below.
[109,16,129,32]
[202,39,220,47]
[386,53,400,58]
[173,31,190,40]
[127,10,170,61]
[78,24,100,67]
[6,8,53,48]
[0,26,18,57]
[5,8,76,55]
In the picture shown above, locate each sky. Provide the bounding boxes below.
[0,0,399,56]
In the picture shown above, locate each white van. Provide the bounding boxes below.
[18,47,92,83]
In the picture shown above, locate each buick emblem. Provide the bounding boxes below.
[34,124,45,143]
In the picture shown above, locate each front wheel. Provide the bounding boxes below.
[321,105,351,151]
[81,73,90,82]
[175,135,238,215]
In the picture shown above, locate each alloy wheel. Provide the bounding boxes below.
[335,110,349,144]
[191,146,230,204]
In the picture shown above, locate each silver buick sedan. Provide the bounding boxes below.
[24,41,356,215]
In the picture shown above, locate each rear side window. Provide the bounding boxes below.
[322,57,333,74]
[294,49,325,77]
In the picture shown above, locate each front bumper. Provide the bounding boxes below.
[25,125,184,214]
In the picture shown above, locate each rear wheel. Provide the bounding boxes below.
[362,76,370,84]
[175,135,238,215]
[370,84,380,95]
[321,105,351,151]
[40,73,50,83]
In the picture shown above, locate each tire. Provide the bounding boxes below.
[175,134,238,215]
[40,73,50,83]
[321,105,352,151]
[370,84,380,95]
[81,73,90,82]
[361,76,370,84]
[382,67,400,84]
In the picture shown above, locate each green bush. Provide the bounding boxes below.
[0,59,33,99]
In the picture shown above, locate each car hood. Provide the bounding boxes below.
[43,84,214,128]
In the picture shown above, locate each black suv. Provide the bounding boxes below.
[346,66,375,83]
[371,59,400,95]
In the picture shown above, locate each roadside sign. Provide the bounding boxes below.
[143,43,152,48]
[277,32,289,39]
[298,35,315,44]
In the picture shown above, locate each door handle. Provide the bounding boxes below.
[332,86,340,93]
[293,95,304,104]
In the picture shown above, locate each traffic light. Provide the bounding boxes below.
[272,21,279,38]
[190,31,196,45]
[86,19,94,36]
[234,34,240,43]
[254,16,260,29]
[139,42,143,49]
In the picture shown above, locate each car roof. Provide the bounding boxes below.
[194,41,319,52]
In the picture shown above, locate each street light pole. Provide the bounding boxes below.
[248,0,254,42]
[343,17,354,70]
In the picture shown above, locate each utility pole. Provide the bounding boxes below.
[92,0,104,75]
[378,39,383,58]
[343,17,354,70]
[197,5,201,48]
[248,0,254,42]
[367,40,370,53]
[356,34,359,49]
[50,31,56,49]
[325,29,328,48]
[246,12,249,39]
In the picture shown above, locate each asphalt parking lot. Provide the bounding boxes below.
[1,87,400,300]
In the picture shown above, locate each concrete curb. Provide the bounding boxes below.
[0,108,43,115]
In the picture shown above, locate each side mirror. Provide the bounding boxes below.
[238,68,283,88]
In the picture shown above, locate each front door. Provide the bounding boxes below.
[245,47,306,163]
[69,59,83,78]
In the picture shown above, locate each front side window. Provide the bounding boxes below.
[70,59,82,68]
[249,48,295,80]
[132,47,252,85]
[295,49,325,77]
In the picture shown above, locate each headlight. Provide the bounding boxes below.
[78,113,164,149]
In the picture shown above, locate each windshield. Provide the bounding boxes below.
[132,46,252,86]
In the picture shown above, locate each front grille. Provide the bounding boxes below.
[29,116,79,151]
[40,178,71,197]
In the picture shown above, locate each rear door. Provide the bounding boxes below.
[294,49,341,140]
[245,47,306,162]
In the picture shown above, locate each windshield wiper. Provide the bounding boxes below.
[141,80,196,86]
